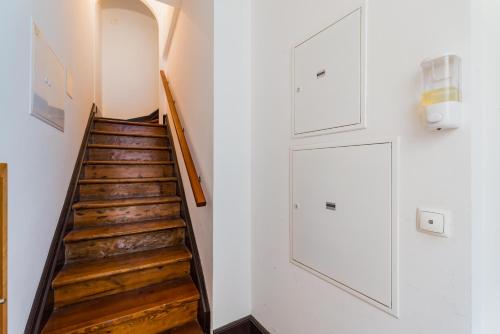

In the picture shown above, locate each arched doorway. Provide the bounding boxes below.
[98,0,159,119]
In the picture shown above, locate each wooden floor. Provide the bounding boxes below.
[42,118,203,334]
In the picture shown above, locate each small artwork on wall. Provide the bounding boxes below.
[31,20,65,132]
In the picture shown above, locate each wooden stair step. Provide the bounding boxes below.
[88,146,172,161]
[64,222,185,262]
[91,130,169,147]
[83,160,174,165]
[168,321,203,334]
[82,162,176,179]
[94,119,167,136]
[88,144,171,151]
[72,196,182,210]
[91,130,168,138]
[64,218,185,243]
[78,177,178,200]
[82,161,176,179]
[73,198,182,227]
[79,177,177,201]
[42,277,200,334]
[79,177,177,185]
[55,246,190,307]
[95,118,165,127]
[54,246,191,288]
[63,219,186,261]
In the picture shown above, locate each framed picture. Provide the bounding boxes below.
[31,21,65,131]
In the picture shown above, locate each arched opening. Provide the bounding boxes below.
[98,0,160,119]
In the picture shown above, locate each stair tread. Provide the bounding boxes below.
[72,196,182,209]
[88,143,172,150]
[79,177,177,184]
[42,277,200,334]
[64,218,186,243]
[53,245,191,287]
[84,160,174,165]
[95,118,165,127]
[169,321,203,334]
[91,130,168,138]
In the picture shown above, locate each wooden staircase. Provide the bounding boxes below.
[40,117,206,334]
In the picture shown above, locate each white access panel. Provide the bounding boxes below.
[291,140,398,315]
[31,21,65,131]
[293,8,365,136]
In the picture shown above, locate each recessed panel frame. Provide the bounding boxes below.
[292,6,367,138]
[289,138,399,317]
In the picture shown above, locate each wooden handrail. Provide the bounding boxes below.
[160,70,207,207]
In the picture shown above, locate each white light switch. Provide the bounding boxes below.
[418,209,449,237]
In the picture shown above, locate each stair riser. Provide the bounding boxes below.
[79,182,177,201]
[74,202,181,227]
[94,122,166,136]
[92,134,168,148]
[65,229,185,261]
[91,301,198,334]
[83,165,175,179]
[54,261,190,308]
[88,148,172,162]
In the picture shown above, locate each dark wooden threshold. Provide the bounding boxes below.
[127,109,159,123]
[95,110,159,123]
[214,316,270,334]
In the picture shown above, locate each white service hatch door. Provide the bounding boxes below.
[293,8,363,135]
[292,142,393,308]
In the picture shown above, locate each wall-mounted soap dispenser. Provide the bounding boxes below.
[421,55,462,130]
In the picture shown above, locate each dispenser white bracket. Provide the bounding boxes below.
[426,101,462,130]
[420,54,462,131]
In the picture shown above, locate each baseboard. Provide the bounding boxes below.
[213,316,270,334]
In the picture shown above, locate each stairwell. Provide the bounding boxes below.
[41,116,206,334]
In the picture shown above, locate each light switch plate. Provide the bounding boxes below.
[417,208,450,237]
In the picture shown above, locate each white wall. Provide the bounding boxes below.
[94,0,103,112]
[164,0,214,314]
[143,0,175,125]
[213,0,252,328]
[100,0,159,119]
[251,1,473,333]
[472,0,500,332]
[0,1,96,332]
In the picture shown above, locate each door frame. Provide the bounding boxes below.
[0,163,7,333]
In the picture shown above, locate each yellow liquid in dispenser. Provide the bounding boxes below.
[421,87,460,107]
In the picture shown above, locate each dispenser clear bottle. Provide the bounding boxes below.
[421,55,462,130]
